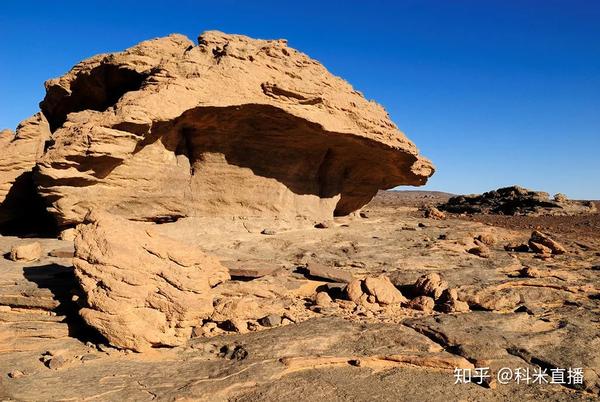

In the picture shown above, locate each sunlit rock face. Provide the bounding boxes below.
[30,31,433,226]
[0,113,52,233]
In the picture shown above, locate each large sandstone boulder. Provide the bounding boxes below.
[0,114,51,232]
[30,30,433,226]
[73,212,230,351]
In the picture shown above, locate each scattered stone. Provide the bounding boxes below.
[0,305,11,312]
[219,344,248,361]
[8,370,25,379]
[402,225,417,231]
[9,242,42,262]
[423,206,446,220]
[530,231,566,255]
[475,233,495,246]
[418,223,427,228]
[314,221,332,229]
[314,291,333,307]
[307,261,354,283]
[407,296,435,312]
[258,314,282,327]
[261,228,277,235]
[336,300,356,310]
[282,312,298,323]
[520,267,542,278]
[467,245,490,258]
[413,273,448,300]
[46,355,67,370]
[97,344,117,353]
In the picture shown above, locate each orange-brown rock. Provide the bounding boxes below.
[530,230,566,255]
[0,114,51,230]
[73,212,230,351]
[347,276,407,306]
[31,31,433,226]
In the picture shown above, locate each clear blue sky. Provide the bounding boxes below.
[1,1,599,198]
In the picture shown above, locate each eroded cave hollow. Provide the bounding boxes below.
[40,65,149,132]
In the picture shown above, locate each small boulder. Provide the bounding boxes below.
[346,276,406,306]
[528,240,552,255]
[258,314,282,327]
[9,242,42,262]
[438,289,470,313]
[413,273,448,300]
[8,370,25,379]
[46,355,67,370]
[520,267,542,278]
[363,276,407,305]
[347,279,365,304]
[314,291,333,307]
[314,221,332,229]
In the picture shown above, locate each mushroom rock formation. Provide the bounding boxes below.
[33,31,434,226]
[73,212,230,351]
[0,113,52,233]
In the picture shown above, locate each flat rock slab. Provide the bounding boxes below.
[48,247,74,259]
[223,259,284,278]
[2,317,593,401]
[306,261,354,283]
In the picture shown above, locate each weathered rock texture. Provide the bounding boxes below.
[439,186,596,216]
[73,213,230,351]
[0,114,52,232]
[31,30,433,226]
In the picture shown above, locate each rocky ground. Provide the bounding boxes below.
[1,191,598,401]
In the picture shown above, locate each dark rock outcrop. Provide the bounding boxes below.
[439,186,595,216]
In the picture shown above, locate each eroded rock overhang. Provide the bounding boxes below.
[28,30,434,226]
